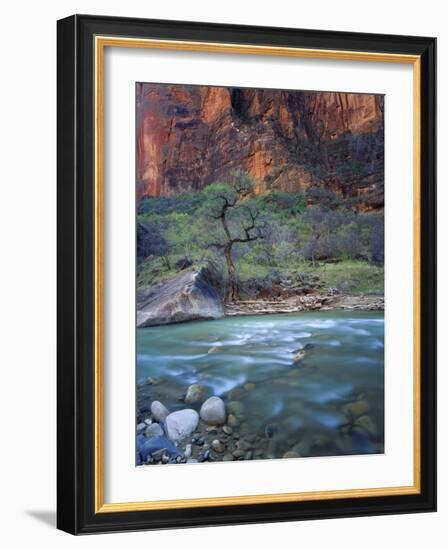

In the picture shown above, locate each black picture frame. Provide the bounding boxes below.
[57,14,436,534]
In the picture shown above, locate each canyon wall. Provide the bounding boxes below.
[136,83,384,210]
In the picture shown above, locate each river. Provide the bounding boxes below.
[137,311,384,459]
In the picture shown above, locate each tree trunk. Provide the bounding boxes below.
[224,244,239,302]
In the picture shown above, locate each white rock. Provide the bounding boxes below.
[144,422,164,438]
[165,409,199,442]
[200,396,226,426]
[136,422,146,433]
[185,444,192,458]
[150,400,170,422]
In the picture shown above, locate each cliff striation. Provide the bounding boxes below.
[136,83,384,210]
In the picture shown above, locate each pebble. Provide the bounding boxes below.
[211,439,225,453]
[293,441,311,456]
[223,453,234,461]
[283,451,300,459]
[237,440,252,451]
[243,383,255,391]
[184,444,192,458]
[354,415,377,437]
[223,425,233,435]
[232,449,245,459]
[151,448,166,462]
[343,399,370,419]
[264,423,277,438]
[200,450,211,462]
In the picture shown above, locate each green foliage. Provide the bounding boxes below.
[317,260,384,294]
[136,171,384,295]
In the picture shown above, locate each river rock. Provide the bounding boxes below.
[227,414,240,427]
[166,409,199,442]
[137,435,183,463]
[223,453,234,461]
[184,383,208,405]
[293,441,311,456]
[343,399,370,419]
[353,415,377,438]
[283,451,300,459]
[151,400,170,422]
[137,268,224,327]
[145,422,164,438]
[232,449,245,459]
[211,439,225,453]
[200,396,227,425]
[293,350,306,363]
[236,439,252,451]
[227,401,245,417]
[184,444,192,458]
[136,422,146,433]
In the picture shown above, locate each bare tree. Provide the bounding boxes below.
[203,173,263,301]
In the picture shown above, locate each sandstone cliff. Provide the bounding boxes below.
[136,83,384,210]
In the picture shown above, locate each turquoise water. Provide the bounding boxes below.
[137,311,384,458]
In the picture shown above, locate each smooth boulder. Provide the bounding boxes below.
[200,396,226,426]
[151,400,170,422]
[137,268,224,327]
[165,409,199,442]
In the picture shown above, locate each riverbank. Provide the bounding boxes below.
[224,293,384,316]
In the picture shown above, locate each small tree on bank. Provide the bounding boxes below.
[202,172,264,302]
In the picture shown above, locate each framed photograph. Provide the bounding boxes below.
[57,14,436,534]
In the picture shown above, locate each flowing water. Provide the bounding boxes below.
[137,311,384,459]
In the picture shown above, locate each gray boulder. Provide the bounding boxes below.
[165,409,199,442]
[200,396,227,426]
[137,268,224,327]
[151,400,170,422]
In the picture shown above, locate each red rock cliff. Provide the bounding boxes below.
[136,83,384,209]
